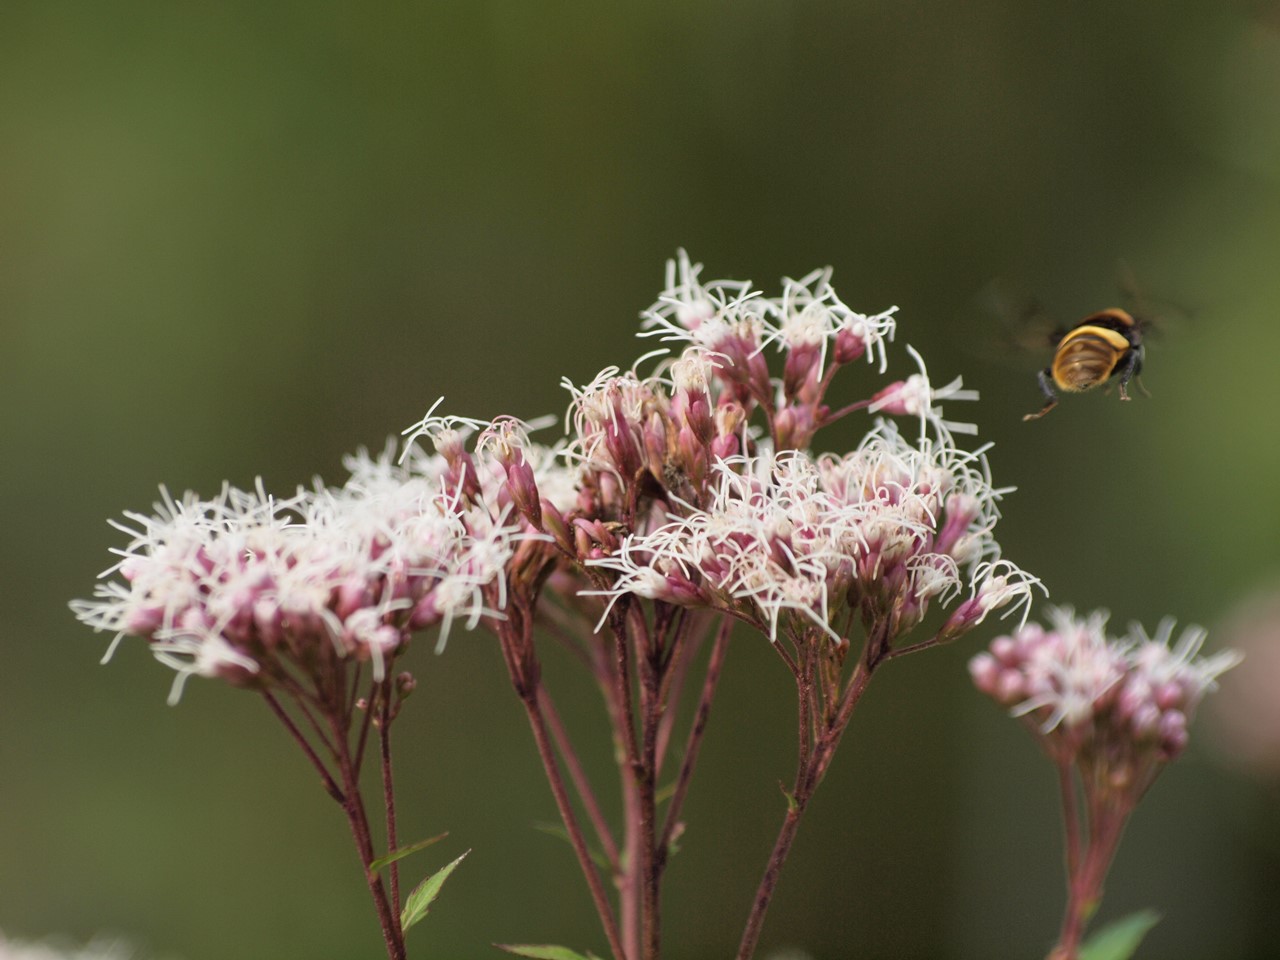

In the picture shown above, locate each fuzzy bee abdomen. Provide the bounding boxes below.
[1050,333,1124,392]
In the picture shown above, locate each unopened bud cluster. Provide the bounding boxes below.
[970,606,1242,769]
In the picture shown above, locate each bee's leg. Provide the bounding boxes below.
[1023,369,1058,421]
[1116,350,1142,402]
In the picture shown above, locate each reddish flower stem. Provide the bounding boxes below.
[379,686,401,912]
[636,630,662,960]
[334,731,406,960]
[521,684,630,960]
[263,686,405,959]
[736,650,877,960]
[658,616,732,859]
[1057,761,1081,884]
[1049,796,1130,960]
[653,611,695,771]
[541,687,622,871]
[261,690,344,804]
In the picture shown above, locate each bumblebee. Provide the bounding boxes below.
[1022,308,1145,421]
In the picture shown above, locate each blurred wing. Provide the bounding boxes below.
[974,277,1063,369]
[1115,259,1193,344]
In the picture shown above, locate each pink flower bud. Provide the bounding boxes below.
[1130,702,1161,738]
[833,327,867,364]
[783,341,823,400]
[968,652,1000,694]
[643,411,667,481]
[540,499,570,548]
[682,394,714,446]
[1158,710,1189,757]
[409,594,442,630]
[774,407,798,449]
[336,577,372,621]
[996,668,1026,703]
[125,604,165,636]
[710,433,739,460]
[1154,680,1185,711]
[990,635,1019,664]
[869,379,921,417]
[505,457,543,529]
[940,597,985,640]
[934,494,979,557]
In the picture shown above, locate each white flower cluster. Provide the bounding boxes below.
[587,421,1040,644]
[642,250,898,375]
[72,445,530,702]
[970,606,1243,758]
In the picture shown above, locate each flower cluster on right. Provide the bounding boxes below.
[970,606,1242,959]
[971,606,1242,769]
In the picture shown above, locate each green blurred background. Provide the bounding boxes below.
[4,0,1280,957]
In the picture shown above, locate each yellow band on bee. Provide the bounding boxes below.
[1059,324,1131,351]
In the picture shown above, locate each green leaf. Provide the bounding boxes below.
[532,821,609,870]
[779,782,798,813]
[494,945,602,960]
[400,849,469,933]
[1078,910,1161,960]
[654,780,677,807]
[368,832,448,873]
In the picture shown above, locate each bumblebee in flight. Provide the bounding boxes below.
[1022,307,1145,421]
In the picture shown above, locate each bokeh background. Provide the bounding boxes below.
[4,1,1280,958]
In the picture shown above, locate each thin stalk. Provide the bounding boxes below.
[652,608,693,771]
[262,690,344,804]
[521,687,629,960]
[811,657,874,786]
[610,607,642,767]
[638,654,662,960]
[1051,799,1130,960]
[1057,761,1081,883]
[541,688,622,871]
[736,801,805,960]
[352,670,377,774]
[736,650,877,960]
[278,673,342,761]
[820,397,873,425]
[600,631,640,960]
[621,763,641,960]
[331,711,406,960]
[495,603,628,960]
[658,616,732,860]
[379,684,401,913]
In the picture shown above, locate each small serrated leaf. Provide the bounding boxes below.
[400,849,469,933]
[369,832,448,873]
[1078,909,1161,960]
[494,944,599,960]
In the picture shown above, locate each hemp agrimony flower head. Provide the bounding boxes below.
[970,606,1241,768]
[70,437,554,959]
[541,251,1042,658]
[583,427,1041,649]
[69,443,538,702]
[970,606,1242,960]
